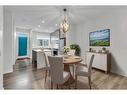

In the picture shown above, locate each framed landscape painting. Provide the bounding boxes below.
[89,29,110,46]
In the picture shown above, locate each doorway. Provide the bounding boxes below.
[16,32,29,59]
[14,32,30,70]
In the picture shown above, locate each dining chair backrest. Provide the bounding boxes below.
[67,49,75,56]
[48,56,64,84]
[42,51,49,67]
[87,54,94,75]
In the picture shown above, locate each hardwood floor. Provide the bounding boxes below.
[3,59,127,89]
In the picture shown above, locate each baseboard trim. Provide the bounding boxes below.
[111,70,127,77]
[3,68,13,74]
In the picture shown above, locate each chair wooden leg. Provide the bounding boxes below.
[75,75,77,89]
[49,70,50,76]
[88,76,91,89]
[73,65,74,77]
[45,70,47,82]
[57,84,59,89]
[59,84,62,89]
[68,77,70,89]
[51,82,53,89]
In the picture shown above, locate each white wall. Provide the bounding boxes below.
[0,6,3,89]
[66,24,78,45]
[3,8,14,74]
[70,9,127,77]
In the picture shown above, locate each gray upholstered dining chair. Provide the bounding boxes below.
[42,51,50,82]
[48,56,71,89]
[75,54,94,89]
[42,51,51,82]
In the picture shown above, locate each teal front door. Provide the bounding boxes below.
[18,33,28,56]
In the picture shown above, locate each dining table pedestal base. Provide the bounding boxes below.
[63,56,82,86]
[64,64,76,86]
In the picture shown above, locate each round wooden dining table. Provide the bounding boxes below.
[63,55,82,85]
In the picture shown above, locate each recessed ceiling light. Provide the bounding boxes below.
[38,25,40,27]
[41,20,45,23]
[55,24,58,26]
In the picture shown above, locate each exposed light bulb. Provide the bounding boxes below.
[55,24,58,26]
[60,8,70,33]
[38,25,40,27]
[41,20,45,23]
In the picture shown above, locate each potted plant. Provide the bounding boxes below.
[102,47,106,53]
[63,46,70,54]
[70,44,81,56]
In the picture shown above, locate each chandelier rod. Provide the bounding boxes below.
[63,8,67,20]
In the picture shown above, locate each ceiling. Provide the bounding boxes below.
[5,6,127,33]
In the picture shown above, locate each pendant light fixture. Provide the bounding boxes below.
[60,8,70,33]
